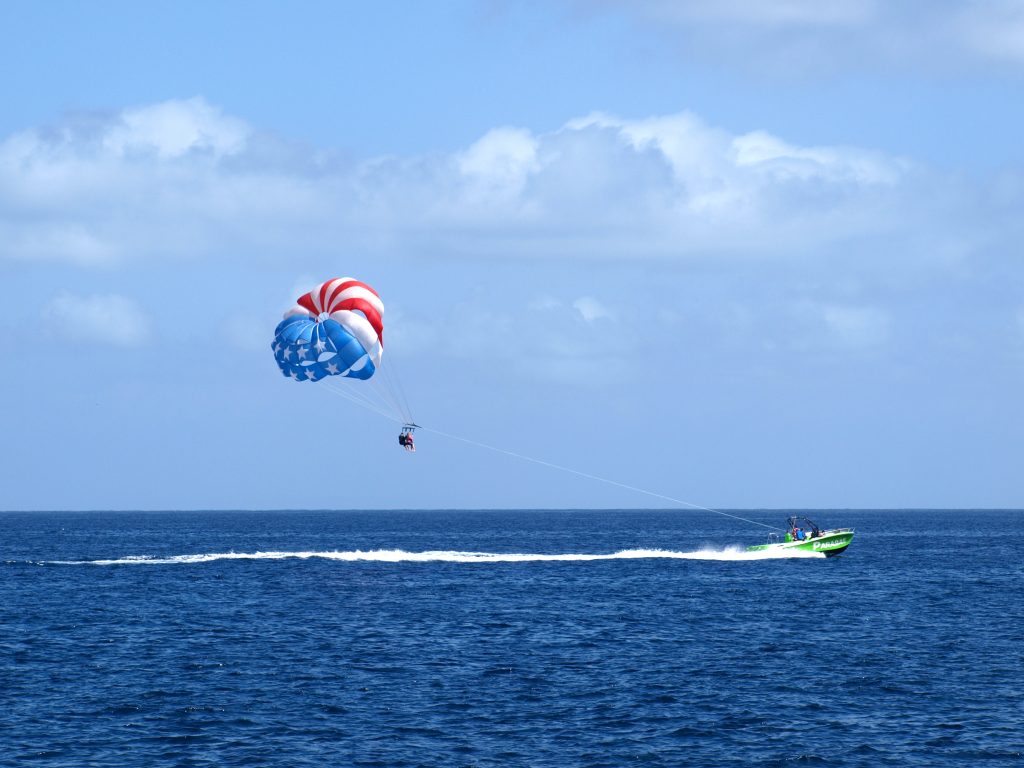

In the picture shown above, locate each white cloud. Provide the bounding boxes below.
[102,98,250,159]
[731,130,903,185]
[569,111,732,184]
[457,127,539,199]
[573,297,611,322]
[0,98,953,268]
[43,292,153,347]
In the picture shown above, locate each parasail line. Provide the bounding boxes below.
[419,425,781,531]
[279,279,770,530]
[381,349,415,424]
[372,362,411,424]
[320,380,404,423]
[327,375,391,413]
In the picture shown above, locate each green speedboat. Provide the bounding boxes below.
[746,516,854,557]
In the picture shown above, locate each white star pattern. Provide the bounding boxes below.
[275,279,385,388]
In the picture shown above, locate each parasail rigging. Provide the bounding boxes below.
[272,277,417,448]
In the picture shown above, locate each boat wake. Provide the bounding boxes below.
[42,547,825,566]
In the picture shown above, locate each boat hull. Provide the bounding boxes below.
[746,529,854,557]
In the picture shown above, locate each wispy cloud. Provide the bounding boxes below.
[820,304,890,348]
[43,292,153,347]
[415,292,632,382]
[640,0,876,29]
[571,0,1024,72]
[956,0,1024,64]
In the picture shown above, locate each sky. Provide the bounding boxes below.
[1,0,1022,511]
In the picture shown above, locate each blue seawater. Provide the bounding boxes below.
[2,509,1022,767]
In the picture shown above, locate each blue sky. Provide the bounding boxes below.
[2,1,1022,510]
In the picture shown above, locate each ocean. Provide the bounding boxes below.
[2,509,1022,766]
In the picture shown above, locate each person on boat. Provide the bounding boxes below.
[795,527,805,541]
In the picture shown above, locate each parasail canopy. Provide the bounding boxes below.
[272,277,384,382]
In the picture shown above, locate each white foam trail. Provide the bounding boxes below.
[50,547,825,566]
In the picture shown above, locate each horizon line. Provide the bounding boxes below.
[2,507,1022,514]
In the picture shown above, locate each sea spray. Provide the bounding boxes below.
[46,547,825,566]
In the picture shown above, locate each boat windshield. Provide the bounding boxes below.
[787,516,825,539]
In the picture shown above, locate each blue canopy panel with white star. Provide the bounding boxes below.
[272,316,377,382]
